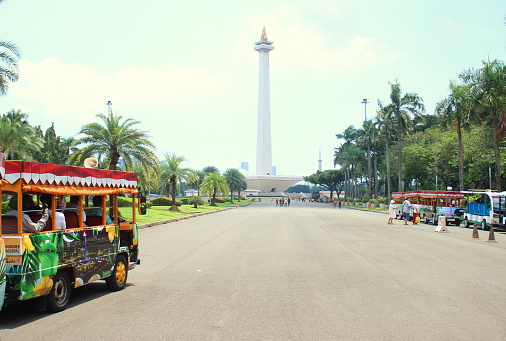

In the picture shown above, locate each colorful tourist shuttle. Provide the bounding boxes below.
[0,156,144,312]
[392,190,465,223]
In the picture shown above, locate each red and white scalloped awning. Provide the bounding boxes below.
[2,160,137,188]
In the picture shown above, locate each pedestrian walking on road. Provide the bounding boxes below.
[412,201,420,225]
[402,198,412,225]
[333,200,337,208]
[388,200,398,224]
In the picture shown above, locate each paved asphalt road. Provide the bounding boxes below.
[2,200,506,340]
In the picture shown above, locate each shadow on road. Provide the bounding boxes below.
[0,282,135,329]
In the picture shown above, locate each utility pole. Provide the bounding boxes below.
[106,101,113,114]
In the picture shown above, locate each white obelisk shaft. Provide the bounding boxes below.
[254,31,274,175]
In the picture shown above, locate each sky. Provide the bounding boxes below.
[0,0,505,177]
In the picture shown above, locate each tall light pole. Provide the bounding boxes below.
[361,98,370,121]
[361,98,371,198]
[106,100,113,114]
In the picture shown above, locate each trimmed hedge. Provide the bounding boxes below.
[151,197,182,206]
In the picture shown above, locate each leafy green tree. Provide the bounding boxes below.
[462,123,494,189]
[223,168,246,204]
[0,40,20,96]
[33,123,70,164]
[0,109,43,160]
[69,111,158,171]
[387,81,425,192]
[286,184,312,193]
[160,153,193,211]
[460,59,506,190]
[435,81,474,190]
[304,169,346,200]
[200,172,229,206]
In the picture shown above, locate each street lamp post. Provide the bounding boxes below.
[361,98,370,121]
[106,100,113,114]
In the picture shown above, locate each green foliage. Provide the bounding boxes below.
[0,110,44,160]
[286,184,312,193]
[151,197,182,206]
[361,194,370,203]
[2,200,10,213]
[181,198,189,205]
[200,172,229,206]
[33,123,70,164]
[0,39,21,96]
[370,199,376,204]
[68,111,158,171]
[214,197,226,204]
[117,197,132,207]
[378,197,387,204]
[187,196,204,208]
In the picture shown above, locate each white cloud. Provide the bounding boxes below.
[11,58,233,117]
[239,2,398,70]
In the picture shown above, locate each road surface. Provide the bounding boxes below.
[2,200,506,340]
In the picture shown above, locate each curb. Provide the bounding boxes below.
[137,202,252,229]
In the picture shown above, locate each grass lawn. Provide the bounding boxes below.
[118,199,253,225]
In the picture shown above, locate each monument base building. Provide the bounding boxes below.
[245,174,303,195]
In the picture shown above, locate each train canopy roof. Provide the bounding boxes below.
[392,190,465,199]
[0,158,137,189]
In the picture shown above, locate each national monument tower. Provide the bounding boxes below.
[245,28,302,194]
[254,27,274,175]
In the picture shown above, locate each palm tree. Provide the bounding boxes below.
[223,168,246,204]
[374,101,395,198]
[202,166,220,174]
[0,40,21,96]
[160,153,193,211]
[388,81,425,191]
[132,161,161,199]
[336,126,357,146]
[356,119,374,198]
[200,172,229,206]
[334,143,366,199]
[435,81,474,191]
[69,111,158,171]
[460,59,506,190]
[0,109,43,160]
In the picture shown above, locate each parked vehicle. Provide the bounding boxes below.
[461,190,506,230]
[392,191,465,222]
[424,206,464,226]
[0,157,145,312]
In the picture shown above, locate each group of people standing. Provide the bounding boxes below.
[388,198,420,225]
[275,198,290,207]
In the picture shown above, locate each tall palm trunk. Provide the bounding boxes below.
[454,121,465,191]
[211,188,217,206]
[492,108,502,191]
[386,136,392,199]
[397,120,403,192]
[170,175,180,211]
[373,150,379,199]
[367,143,372,198]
